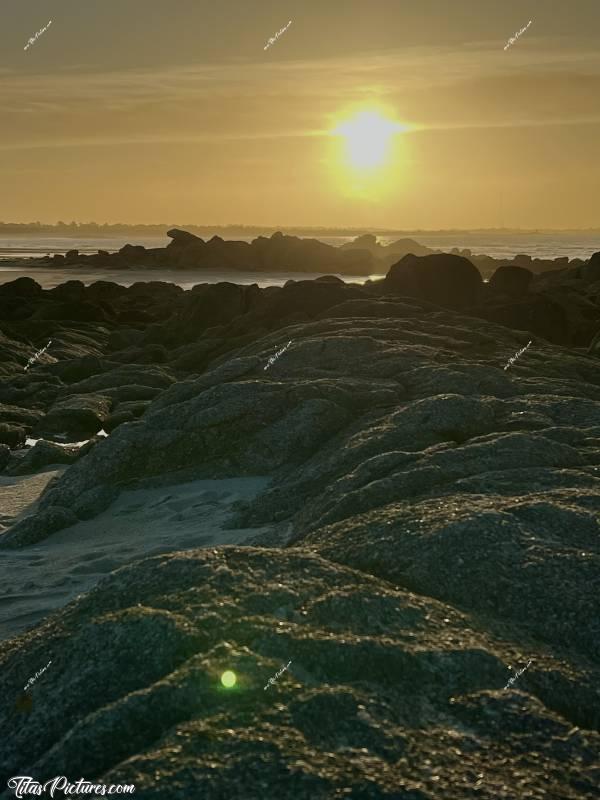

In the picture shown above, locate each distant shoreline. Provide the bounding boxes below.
[2,224,600,237]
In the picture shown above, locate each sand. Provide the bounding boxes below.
[0,469,284,641]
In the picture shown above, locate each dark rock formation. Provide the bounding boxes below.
[582,250,600,283]
[381,252,484,307]
[488,265,534,296]
[32,394,112,439]
[4,439,80,475]
[1,286,600,797]
[0,544,598,796]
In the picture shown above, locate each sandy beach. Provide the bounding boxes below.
[0,470,284,641]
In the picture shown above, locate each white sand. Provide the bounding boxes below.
[0,471,285,641]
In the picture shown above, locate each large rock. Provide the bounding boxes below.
[0,443,10,471]
[33,393,112,439]
[0,548,597,797]
[0,276,42,298]
[0,505,77,547]
[119,244,147,262]
[166,228,205,247]
[0,423,26,449]
[382,253,483,307]
[582,251,600,283]
[47,280,86,303]
[4,439,80,475]
[471,294,569,346]
[488,265,534,296]
[31,300,114,323]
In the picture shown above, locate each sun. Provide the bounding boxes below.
[331,111,407,170]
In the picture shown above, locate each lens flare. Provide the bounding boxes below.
[220,670,237,688]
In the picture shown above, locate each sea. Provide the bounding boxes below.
[1,232,599,289]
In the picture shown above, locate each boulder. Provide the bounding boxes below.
[103,410,136,432]
[0,276,42,298]
[0,505,77,548]
[5,439,80,476]
[166,228,205,247]
[107,329,145,352]
[49,355,107,383]
[383,253,483,307]
[582,252,600,283]
[64,249,80,263]
[473,295,569,346]
[33,393,112,439]
[119,244,147,262]
[489,265,534,296]
[31,300,114,323]
[0,546,596,795]
[47,280,86,303]
[513,254,532,267]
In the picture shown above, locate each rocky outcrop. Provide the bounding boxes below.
[381,252,484,307]
[488,265,534,296]
[32,394,112,439]
[4,439,80,475]
[1,294,600,797]
[0,548,598,796]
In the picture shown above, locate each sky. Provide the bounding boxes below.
[2,0,600,229]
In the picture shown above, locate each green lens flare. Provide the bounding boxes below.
[221,670,237,688]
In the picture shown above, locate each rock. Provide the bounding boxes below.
[582,251,600,283]
[64,249,80,263]
[382,252,483,307]
[100,385,162,404]
[488,265,534,296]
[0,505,77,547]
[47,280,86,302]
[0,443,10,471]
[103,410,136,432]
[166,228,205,247]
[0,404,44,428]
[471,294,568,346]
[107,329,144,352]
[31,300,114,323]
[513,253,532,267]
[33,393,112,439]
[49,355,107,384]
[5,439,80,476]
[119,244,147,262]
[112,400,151,417]
[57,366,175,396]
[588,328,600,355]
[0,276,42,298]
[0,423,26,448]
[0,547,597,796]
[86,281,128,303]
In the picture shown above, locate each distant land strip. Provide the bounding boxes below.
[2,222,600,237]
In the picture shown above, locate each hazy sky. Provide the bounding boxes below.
[2,0,600,228]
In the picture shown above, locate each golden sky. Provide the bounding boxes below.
[2,0,600,228]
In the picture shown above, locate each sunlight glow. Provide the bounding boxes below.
[331,111,408,169]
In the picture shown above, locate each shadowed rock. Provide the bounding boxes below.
[382,253,484,307]
[489,265,534,296]
[0,547,598,798]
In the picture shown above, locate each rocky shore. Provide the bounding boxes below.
[1,228,590,280]
[1,243,600,798]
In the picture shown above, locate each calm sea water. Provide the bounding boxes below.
[1,232,598,289]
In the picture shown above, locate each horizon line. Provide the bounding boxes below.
[2,223,600,234]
